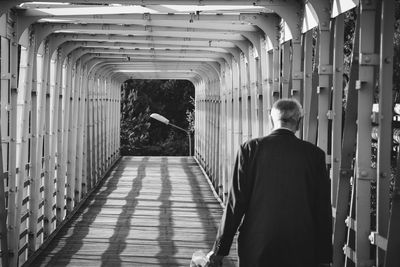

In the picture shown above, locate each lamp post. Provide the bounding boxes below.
[150,113,192,156]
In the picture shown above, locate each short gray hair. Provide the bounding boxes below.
[271,98,303,124]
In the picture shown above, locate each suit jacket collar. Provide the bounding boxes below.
[270,128,296,137]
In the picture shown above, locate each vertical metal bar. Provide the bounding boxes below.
[256,55,263,137]
[211,97,216,182]
[239,53,249,142]
[215,97,219,184]
[317,27,331,153]
[66,62,79,212]
[225,63,233,200]
[216,97,221,188]
[280,41,291,99]
[210,92,214,176]
[7,85,17,267]
[232,59,241,153]
[109,80,113,164]
[195,91,199,159]
[98,76,103,176]
[105,79,110,167]
[85,70,91,192]
[355,0,378,265]
[194,88,198,157]
[0,78,8,267]
[266,48,274,132]
[33,41,49,248]
[331,14,345,210]
[75,63,85,204]
[55,59,63,223]
[48,49,62,233]
[28,71,38,255]
[13,30,35,267]
[248,45,258,138]
[94,77,99,184]
[56,79,62,203]
[197,95,201,161]
[272,42,280,103]
[6,15,18,264]
[87,76,94,189]
[0,139,6,267]
[89,76,97,186]
[0,34,9,267]
[43,51,57,238]
[43,66,51,237]
[385,148,400,266]
[102,78,107,170]
[302,31,314,142]
[218,77,226,197]
[56,56,71,223]
[96,76,102,177]
[345,177,357,267]
[81,71,88,194]
[205,96,210,173]
[203,89,206,165]
[377,0,394,265]
[116,82,120,158]
[7,14,18,261]
[291,40,302,104]
[208,96,213,179]
[201,93,204,162]
[333,9,360,267]
[259,37,270,136]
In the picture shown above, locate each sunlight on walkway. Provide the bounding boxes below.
[31,157,237,267]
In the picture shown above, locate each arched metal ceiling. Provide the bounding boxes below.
[8,1,318,84]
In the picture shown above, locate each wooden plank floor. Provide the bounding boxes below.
[30,156,238,267]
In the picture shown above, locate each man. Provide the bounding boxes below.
[208,98,332,267]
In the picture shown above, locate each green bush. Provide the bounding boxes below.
[120,79,194,156]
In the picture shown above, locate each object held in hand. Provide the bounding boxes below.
[190,250,209,267]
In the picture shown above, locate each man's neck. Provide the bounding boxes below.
[273,126,296,133]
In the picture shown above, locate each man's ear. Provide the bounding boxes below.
[270,116,274,128]
[296,117,302,131]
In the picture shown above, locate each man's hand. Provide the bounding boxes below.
[207,251,224,267]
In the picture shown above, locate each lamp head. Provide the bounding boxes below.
[150,113,170,125]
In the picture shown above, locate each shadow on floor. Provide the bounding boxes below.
[155,157,179,266]
[100,157,149,267]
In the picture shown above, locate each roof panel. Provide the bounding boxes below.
[33,5,158,15]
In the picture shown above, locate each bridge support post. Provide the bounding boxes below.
[302,30,317,143]
[377,0,394,265]
[7,16,18,264]
[331,13,345,219]
[0,15,9,267]
[353,1,378,265]
[280,41,291,99]
[12,27,35,267]
[239,52,250,142]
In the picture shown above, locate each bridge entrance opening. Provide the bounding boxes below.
[120,79,194,156]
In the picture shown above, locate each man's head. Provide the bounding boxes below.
[270,98,303,132]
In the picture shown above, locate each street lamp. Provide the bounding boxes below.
[150,113,192,156]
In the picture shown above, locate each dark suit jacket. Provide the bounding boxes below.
[213,129,332,267]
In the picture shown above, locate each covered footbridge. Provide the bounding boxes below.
[0,0,399,266]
